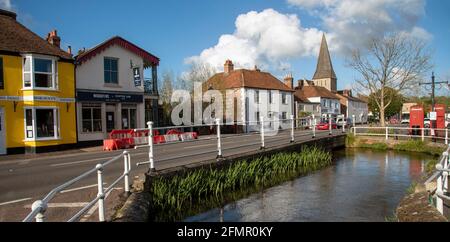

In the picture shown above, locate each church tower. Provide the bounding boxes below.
[312,34,337,92]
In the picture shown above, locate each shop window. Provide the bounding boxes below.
[104,57,118,84]
[23,55,57,90]
[82,104,102,133]
[122,106,137,129]
[0,57,3,89]
[24,108,59,140]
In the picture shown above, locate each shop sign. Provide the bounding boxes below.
[77,91,143,103]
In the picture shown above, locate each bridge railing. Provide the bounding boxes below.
[133,116,348,170]
[352,126,450,144]
[23,151,131,222]
[425,145,450,215]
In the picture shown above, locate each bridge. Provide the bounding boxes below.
[4,117,347,222]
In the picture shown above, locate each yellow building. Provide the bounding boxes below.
[0,9,76,154]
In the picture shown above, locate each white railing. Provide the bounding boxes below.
[352,126,450,144]
[425,146,450,215]
[134,116,348,169]
[23,151,131,222]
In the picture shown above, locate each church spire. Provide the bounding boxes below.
[313,33,336,80]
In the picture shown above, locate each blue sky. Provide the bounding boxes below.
[3,0,450,95]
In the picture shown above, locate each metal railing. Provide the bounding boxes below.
[23,151,131,222]
[352,126,450,144]
[425,146,450,215]
[133,115,349,170]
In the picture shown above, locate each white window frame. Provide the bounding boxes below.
[22,54,59,91]
[24,107,60,141]
[121,105,137,129]
[255,90,260,104]
[282,92,287,105]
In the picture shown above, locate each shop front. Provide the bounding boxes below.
[76,90,144,144]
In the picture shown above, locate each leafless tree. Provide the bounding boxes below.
[348,33,432,126]
[178,62,217,92]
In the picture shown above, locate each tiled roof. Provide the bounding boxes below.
[0,9,73,60]
[313,34,336,80]
[294,86,339,100]
[204,69,294,92]
[75,36,160,67]
[335,93,368,103]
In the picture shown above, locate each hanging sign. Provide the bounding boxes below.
[133,67,141,87]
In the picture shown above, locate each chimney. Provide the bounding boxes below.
[254,65,261,72]
[224,60,234,74]
[343,89,352,97]
[284,73,294,89]
[46,30,61,48]
[67,46,72,55]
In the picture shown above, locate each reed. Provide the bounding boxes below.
[150,146,332,221]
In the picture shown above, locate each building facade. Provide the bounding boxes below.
[204,60,294,133]
[75,36,159,145]
[0,10,77,154]
[336,90,369,124]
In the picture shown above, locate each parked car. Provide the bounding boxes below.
[316,121,338,130]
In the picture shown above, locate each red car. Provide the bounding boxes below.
[316,121,338,130]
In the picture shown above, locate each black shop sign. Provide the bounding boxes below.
[77,91,143,103]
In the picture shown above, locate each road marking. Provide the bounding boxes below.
[0,198,32,207]
[50,152,148,167]
[24,202,89,208]
[60,183,107,194]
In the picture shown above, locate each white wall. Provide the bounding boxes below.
[76,45,145,93]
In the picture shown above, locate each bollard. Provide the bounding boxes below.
[260,116,265,149]
[329,115,332,136]
[147,122,155,172]
[123,151,130,194]
[96,164,106,222]
[446,129,448,145]
[312,116,316,139]
[31,200,46,222]
[290,115,295,143]
[216,118,223,159]
[342,119,346,133]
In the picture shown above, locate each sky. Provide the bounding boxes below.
[1,0,450,95]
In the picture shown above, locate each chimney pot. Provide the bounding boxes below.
[46,29,61,48]
[284,73,294,90]
[224,60,234,74]
[67,46,72,55]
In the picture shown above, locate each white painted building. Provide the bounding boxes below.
[336,90,369,124]
[75,36,160,144]
[204,60,294,133]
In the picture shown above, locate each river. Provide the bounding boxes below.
[184,148,432,222]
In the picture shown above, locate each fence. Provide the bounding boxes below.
[23,151,131,222]
[352,126,450,144]
[133,116,349,170]
[425,145,450,215]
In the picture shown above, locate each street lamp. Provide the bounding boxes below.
[419,72,448,140]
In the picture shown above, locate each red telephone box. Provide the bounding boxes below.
[410,105,424,136]
[433,104,446,137]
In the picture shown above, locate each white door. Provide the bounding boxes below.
[0,108,5,155]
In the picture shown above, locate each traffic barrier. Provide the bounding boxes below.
[164,134,180,142]
[180,132,197,141]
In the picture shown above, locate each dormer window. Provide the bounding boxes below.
[23,55,58,90]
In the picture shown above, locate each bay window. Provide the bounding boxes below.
[23,55,58,90]
[82,104,102,133]
[24,107,60,140]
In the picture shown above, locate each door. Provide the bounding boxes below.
[106,112,115,133]
[0,108,5,155]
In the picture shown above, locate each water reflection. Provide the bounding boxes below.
[185,149,429,222]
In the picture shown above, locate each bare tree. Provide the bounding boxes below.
[348,33,432,126]
[160,70,175,126]
[178,62,217,92]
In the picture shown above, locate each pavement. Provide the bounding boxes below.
[0,128,345,222]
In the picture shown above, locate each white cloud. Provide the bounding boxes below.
[288,0,430,54]
[186,9,323,72]
[0,0,12,10]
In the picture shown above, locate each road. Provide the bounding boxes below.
[0,128,344,222]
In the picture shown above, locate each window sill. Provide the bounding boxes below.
[22,88,59,92]
[24,137,61,142]
[104,83,122,88]
[80,131,104,134]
